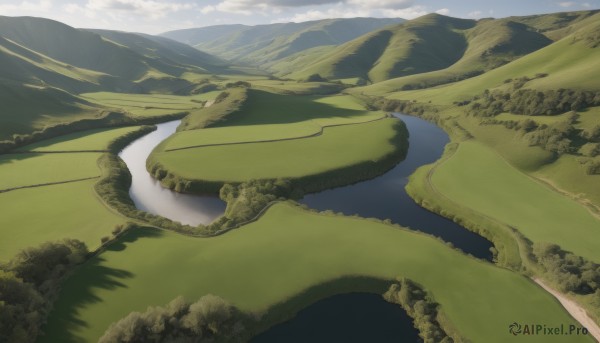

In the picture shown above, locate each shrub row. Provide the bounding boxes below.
[0,110,188,154]
[384,278,467,343]
[98,295,251,343]
[0,239,89,343]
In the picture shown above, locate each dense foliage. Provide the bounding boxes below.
[384,278,464,343]
[0,239,88,343]
[99,295,249,343]
[210,179,293,231]
[469,88,600,117]
[95,154,203,235]
[0,111,186,154]
[533,242,600,296]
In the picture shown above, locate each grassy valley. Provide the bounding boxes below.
[1,8,600,343]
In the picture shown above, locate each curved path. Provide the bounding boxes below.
[535,278,600,342]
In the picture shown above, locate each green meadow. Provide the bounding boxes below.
[81,91,221,118]
[41,203,591,343]
[0,152,102,190]
[152,118,401,183]
[0,180,125,260]
[431,141,600,262]
[152,89,398,185]
[0,126,143,259]
[16,126,143,152]
[212,90,383,127]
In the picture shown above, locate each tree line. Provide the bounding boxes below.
[469,88,600,117]
[99,295,250,343]
[384,278,467,343]
[0,239,88,343]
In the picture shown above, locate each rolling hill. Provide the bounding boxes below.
[161,18,404,66]
[0,16,230,142]
[282,13,559,84]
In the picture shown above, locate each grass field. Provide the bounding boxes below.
[152,118,400,183]
[152,89,396,184]
[81,91,221,118]
[163,122,322,150]
[431,140,600,262]
[212,90,383,127]
[40,203,591,343]
[0,152,102,190]
[16,126,143,152]
[0,179,125,260]
[0,125,147,259]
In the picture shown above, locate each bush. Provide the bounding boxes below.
[384,278,465,343]
[99,295,250,343]
[533,242,600,294]
[0,239,89,343]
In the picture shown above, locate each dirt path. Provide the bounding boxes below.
[534,278,600,342]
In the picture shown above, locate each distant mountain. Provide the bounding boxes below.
[281,13,557,84]
[364,10,600,96]
[85,29,228,73]
[0,16,230,141]
[0,16,228,87]
[161,18,404,66]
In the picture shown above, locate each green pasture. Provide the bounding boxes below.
[431,140,600,262]
[41,203,590,343]
[0,152,102,190]
[152,118,400,183]
[16,126,142,152]
[163,122,322,151]
[0,179,125,260]
[81,91,221,118]
[367,29,600,104]
[212,89,382,127]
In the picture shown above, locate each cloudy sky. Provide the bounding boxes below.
[0,0,598,34]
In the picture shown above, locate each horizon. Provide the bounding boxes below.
[0,0,599,34]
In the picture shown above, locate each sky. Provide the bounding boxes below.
[0,0,598,34]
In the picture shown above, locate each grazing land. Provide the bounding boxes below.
[430,140,600,262]
[151,90,401,187]
[16,126,143,152]
[41,203,591,343]
[0,180,125,260]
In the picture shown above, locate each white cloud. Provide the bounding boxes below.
[212,0,414,14]
[582,2,592,7]
[0,0,52,14]
[381,5,427,19]
[467,10,482,18]
[201,5,216,14]
[558,1,576,7]
[273,6,371,22]
[86,0,196,19]
[348,0,413,9]
[435,8,449,15]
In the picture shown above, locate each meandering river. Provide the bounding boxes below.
[118,113,494,341]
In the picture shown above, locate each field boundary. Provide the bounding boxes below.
[0,176,99,194]
[164,114,389,152]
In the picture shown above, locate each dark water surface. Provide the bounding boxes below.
[251,293,422,343]
[302,114,494,260]
[120,114,494,342]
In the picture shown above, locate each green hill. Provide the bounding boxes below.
[161,18,404,66]
[85,29,228,73]
[361,18,552,90]
[285,13,559,84]
[364,11,600,100]
[0,16,235,142]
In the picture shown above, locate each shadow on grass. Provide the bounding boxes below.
[38,227,163,343]
[250,276,394,337]
[213,89,369,127]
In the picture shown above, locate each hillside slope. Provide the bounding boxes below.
[286,13,557,84]
[161,18,403,66]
